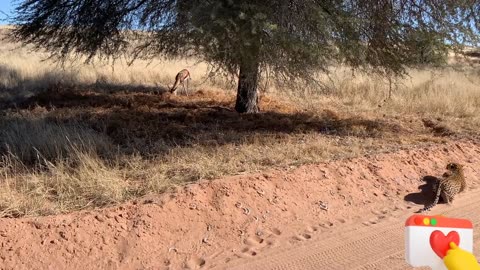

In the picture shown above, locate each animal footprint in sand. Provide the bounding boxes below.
[240,247,258,257]
[292,232,313,242]
[185,256,206,270]
[270,228,282,236]
[235,229,283,260]
[306,225,320,232]
[363,206,402,226]
[244,235,265,246]
[319,221,335,228]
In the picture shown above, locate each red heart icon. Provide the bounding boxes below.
[430,230,460,258]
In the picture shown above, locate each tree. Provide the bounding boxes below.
[404,29,449,67]
[10,0,480,113]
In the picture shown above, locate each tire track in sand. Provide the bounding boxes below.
[219,189,480,270]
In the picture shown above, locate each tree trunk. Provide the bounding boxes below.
[235,60,260,113]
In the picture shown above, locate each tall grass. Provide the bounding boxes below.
[1,117,113,164]
[328,67,480,117]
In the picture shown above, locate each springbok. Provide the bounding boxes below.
[169,69,191,95]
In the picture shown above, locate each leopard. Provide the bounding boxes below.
[420,162,466,213]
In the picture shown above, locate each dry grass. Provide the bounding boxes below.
[332,68,480,118]
[0,26,479,217]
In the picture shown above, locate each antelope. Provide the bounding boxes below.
[169,69,191,95]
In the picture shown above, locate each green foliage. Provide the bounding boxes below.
[9,0,480,87]
[404,30,449,67]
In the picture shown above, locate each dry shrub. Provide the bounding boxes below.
[325,67,480,118]
[0,147,128,217]
[0,117,129,216]
[0,117,114,165]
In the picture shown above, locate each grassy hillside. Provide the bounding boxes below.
[1,26,480,217]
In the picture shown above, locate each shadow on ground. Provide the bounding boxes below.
[404,175,445,211]
[5,89,408,153]
[0,67,412,162]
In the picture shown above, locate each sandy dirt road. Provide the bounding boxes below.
[216,189,480,270]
